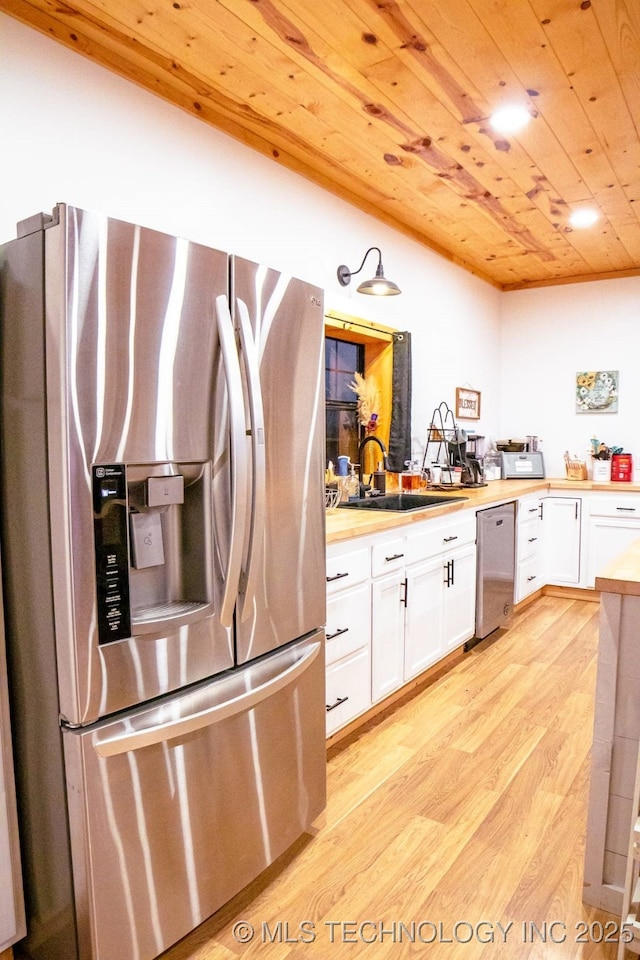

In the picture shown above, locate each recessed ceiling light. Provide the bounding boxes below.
[568,208,599,228]
[489,106,531,135]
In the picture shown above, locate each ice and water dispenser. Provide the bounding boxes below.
[92,462,213,644]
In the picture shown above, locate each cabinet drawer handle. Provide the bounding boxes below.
[528,536,538,543]
[385,552,404,562]
[326,695,349,712]
[327,627,349,641]
[528,507,538,513]
[326,571,349,583]
[616,507,637,512]
[527,575,537,582]
[443,535,458,543]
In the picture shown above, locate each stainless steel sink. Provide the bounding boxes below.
[338,493,468,512]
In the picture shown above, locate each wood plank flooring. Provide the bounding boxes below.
[158,594,623,960]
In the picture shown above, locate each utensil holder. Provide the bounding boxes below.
[591,459,611,482]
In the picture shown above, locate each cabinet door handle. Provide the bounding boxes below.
[326,627,349,641]
[616,506,636,512]
[450,557,455,586]
[326,695,349,712]
[401,577,408,606]
[385,552,405,562]
[326,571,349,583]
[444,559,452,586]
[443,535,458,543]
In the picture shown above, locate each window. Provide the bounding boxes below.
[325,336,364,468]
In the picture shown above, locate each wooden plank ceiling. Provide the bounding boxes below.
[3,0,639,289]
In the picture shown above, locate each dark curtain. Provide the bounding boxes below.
[387,331,412,473]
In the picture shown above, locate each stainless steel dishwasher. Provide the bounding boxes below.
[470,501,516,646]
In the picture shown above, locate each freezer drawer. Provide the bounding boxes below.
[61,632,326,960]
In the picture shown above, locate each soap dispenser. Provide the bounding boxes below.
[346,463,360,501]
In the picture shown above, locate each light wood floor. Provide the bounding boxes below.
[159,595,619,959]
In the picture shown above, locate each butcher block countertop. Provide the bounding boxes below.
[326,478,640,546]
[595,539,640,597]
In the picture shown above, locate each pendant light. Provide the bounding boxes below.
[337,247,401,296]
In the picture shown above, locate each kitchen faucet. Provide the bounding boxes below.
[358,435,389,483]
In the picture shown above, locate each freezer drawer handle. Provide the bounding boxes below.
[326,696,349,712]
[93,641,322,757]
[327,627,349,640]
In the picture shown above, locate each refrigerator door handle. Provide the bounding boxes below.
[93,640,322,757]
[235,297,266,620]
[215,294,249,627]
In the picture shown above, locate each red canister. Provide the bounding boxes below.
[611,453,633,482]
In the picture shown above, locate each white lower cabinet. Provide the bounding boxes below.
[404,556,443,680]
[370,536,406,702]
[586,493,640,587]
[515,495,544,602]
[441,542,477,650]
[543,495,581,585]
[371,568,405,702]
[371,512,476,703]
[325,543,372,736]
[325,646,371,736]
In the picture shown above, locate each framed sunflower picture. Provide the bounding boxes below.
[576,370,619,414]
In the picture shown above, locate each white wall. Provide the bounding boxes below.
[0,13,502,467]
[500,278,640,479]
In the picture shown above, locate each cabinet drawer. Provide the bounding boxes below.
[404,511,475,565]
[517,516,542,562]
[516,552,543,602]
[326,545,370,595]
[371,537,406,578]
[590,495,640,519]
[326,582,371,666]
[325,647,371,736]
[518,497,542,524]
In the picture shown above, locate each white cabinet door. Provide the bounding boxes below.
[442,543,477,651]
[544,496,581,585]
[404,556,443,680]
[587,518,640,587]
[371,571,405,703]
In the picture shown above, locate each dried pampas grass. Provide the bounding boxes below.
[349,372,381,428]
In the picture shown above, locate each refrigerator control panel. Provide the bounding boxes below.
[92,464,132,644]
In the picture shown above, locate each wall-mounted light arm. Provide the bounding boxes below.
[337,247,401,296]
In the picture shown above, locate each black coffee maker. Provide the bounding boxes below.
[448,431,487,487]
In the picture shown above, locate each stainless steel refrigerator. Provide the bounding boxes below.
[0,204,327,960]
